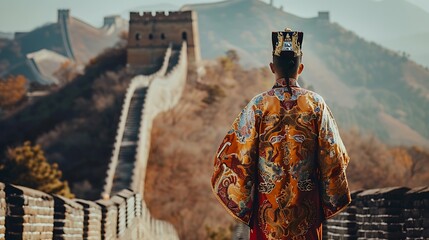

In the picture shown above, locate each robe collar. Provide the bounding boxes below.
[273,77,300,89]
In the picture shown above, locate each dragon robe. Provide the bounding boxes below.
[211,78,351,240]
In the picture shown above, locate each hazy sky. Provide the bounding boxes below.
[0,0,220,32]
[0,0,428,32]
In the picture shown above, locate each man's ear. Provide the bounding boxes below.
[269,62,275,74]
[298,63,304,74]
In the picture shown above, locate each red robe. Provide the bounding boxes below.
[211,78,351,240]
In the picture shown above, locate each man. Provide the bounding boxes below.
[211,28,351,239]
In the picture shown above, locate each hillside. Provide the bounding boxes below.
[0,10,127,85]
[182,0,429,148]
[0,46,129,199]
[383,32,429,69]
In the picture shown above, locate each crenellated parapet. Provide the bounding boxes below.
[101,43,186,239]
[0,182,179,240]
[57,9,70,23]
[130,11,195,23]
[127,10,200,71]
[235,186,429,239]
[317,11,330,22]
[324,186,429,239]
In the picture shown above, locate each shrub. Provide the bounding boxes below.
[0,141,74,198]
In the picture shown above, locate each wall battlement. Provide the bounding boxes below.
[127,10,200,70]
[57,9,70,22]
[234,186,429,239]
[0,182,179,239]
[317,11,330,22]
[130,11,195,22]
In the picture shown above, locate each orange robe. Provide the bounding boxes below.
[211,78,351,240]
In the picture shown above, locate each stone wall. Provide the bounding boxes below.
[2,40,188,240]
[325,186,429,239]
[0,182,179,240]
[233,186,429,239]
[0,183,5,240]
[127,10,200,69]
[4,184,54,239]
[100,42,186,239]
[102,45,172,198]
[131,42,188,195]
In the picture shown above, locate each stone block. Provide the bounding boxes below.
[4,184,54,239]
[52,195,84,239]
[96,199,118,240]
[75,199,102,240]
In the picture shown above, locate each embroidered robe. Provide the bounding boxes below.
[211,78,351,240]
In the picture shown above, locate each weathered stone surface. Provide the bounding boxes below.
[116,189,135,228]
[4,183,54,240]
[76,199,102,240]
[96,199,118,240]
[52,195,84,239]
[111,195,126,237]
[0,183,5,240]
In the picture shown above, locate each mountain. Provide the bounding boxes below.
[0,10,127,85]
[182,0,429,148]
[0,46,129,199]
[271,0,429,67]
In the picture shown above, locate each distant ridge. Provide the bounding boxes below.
[263,0,429,67]
[184,0,429,148]
[0,10,127,85]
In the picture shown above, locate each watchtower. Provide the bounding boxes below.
[58,9,70,22]
[127,10,201,71]
[317,11,330,22]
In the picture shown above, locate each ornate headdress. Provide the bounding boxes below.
[272,28,304,57]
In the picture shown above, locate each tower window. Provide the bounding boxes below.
[135,32,142,41]
[161,33,166,40]
[182,32,187,41]
[149,33,154,40]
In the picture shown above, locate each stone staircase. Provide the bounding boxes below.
[167,50,180,73]
[111,87,148,195]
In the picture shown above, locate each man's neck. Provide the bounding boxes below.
[273,77,300,88]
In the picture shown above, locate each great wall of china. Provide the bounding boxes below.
[0,41,187,240]
[1,8,429,240]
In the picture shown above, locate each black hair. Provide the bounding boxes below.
[272,51,302,94]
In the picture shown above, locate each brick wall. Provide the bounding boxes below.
[325,186,429,239]
[5,184,54,239]
[127,10,201,70]
[0,183,5,240]
[234,186,429,239]
[0,182,179,240]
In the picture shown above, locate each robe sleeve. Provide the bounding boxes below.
[317,100,351,220]
[211,100,260,225]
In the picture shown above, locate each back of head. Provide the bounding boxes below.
[271,29,304,78]
[272,51,302,78]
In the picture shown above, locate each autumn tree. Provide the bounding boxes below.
[0,141,74,198]
[0,74,27,109]
[218,49,240,77]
